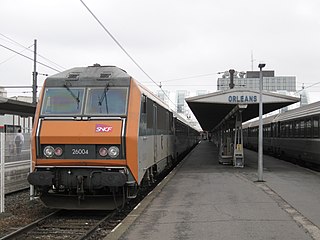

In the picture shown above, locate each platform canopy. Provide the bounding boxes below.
[0,96,36,117]
[186,89,300,131]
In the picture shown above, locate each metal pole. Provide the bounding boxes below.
[1,133,5,212]
[258,63,265,181]
[29,133,34,200]
[32,39,37,105]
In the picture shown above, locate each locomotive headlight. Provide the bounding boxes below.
[54,147,63,156]
[108,146,119,158]
[99,147,108,157]
[43,146,54,158]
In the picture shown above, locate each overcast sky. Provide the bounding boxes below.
[1,0,320,101]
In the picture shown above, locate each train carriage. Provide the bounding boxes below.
[28,64,199,209]
[243,101,320,169]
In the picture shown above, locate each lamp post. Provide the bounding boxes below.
[258,63,265,182]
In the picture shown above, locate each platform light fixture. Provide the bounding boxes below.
[258,63,266,182]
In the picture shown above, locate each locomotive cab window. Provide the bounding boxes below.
[41,87,85,115]
[85,87,128,115]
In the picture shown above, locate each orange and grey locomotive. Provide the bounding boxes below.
[28,65,199,209]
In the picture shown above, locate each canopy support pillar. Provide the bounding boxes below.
[233,110,244,167]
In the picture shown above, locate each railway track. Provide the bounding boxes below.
[0,148,196,239]
[1,210,114,240]
[0,164,172,239]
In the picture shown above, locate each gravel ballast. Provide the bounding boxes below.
[0,189,54,238]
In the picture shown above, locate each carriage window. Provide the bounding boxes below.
[85,87,128,115]
[288,122,293,137]
[41,87,85,115]
[294,121,300,138]
[300,120,305,138]
[272,123,277,137]
[146,99,154,130]
[305,119,312,138]
[141,95,147,114]
[280,123,285,138]
[313,117,319,138]
[265,125,271,138]
[139,95,147,136]
[285,122,290,138]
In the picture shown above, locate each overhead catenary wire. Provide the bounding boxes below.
[79,0,178,109]
[160,73,217,83]
[0,43,61,72]
[143,84,216,87]
[0,44,33,66]
[0,33,30,49]
[295,81,320,93]
[0,33,66,71]
[79,0,159,87]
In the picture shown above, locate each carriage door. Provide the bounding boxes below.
[153,104,157,162]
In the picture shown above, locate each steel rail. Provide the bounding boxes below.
[78,211,115,240]
[0,210,60,240]
[0,210,114,240]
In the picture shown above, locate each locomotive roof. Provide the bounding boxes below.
[49,65,130,79]
[45,65,131,87]
[243,101,320,128]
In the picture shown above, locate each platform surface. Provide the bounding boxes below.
[113,141,320,240]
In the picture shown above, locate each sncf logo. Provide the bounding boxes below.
[95,124,113,133]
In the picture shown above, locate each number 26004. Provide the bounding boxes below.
[72,149,89,155]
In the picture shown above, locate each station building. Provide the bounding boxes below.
[217,70,296,92]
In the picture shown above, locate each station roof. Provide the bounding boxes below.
[0,96,36,117]
[186,89,300,131]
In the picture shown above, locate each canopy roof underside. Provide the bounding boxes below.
[0,97,36,117]
[186,89,300,131]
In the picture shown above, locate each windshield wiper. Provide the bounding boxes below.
[64,81,80,109]
[98,83,109,113]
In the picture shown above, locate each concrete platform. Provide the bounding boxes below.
[106,141,320,240]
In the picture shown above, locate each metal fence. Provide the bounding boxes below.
[0,133,32,213]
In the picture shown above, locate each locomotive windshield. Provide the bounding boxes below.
[85,87,128,115]
[40,87,128,116]
[41,87,85,115]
